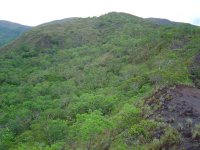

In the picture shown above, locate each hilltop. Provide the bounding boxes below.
[0,12,200,150]
[0,20,31,47]
[2,12,144,51]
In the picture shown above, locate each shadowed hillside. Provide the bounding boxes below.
[0,12,200,150]
[0,20,31,46]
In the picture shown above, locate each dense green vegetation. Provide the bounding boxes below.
[0,20,31,47]
[0,12,200,149]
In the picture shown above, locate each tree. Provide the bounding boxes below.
[44,119,68,145]
[0,128,14,150]
[71,111,113,150]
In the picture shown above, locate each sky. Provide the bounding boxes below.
[0,0,200,26]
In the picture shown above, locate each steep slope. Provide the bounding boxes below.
[0,20,31,46]
[0,12,200,150]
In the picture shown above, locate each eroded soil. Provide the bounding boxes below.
[145,85,200,150]
[190,53,200,88]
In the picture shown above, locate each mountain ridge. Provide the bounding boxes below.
[2,12,199,52]
[0,20,31,47]
[0,12,157,51]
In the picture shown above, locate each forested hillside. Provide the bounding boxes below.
[0,20,31,47]
[0,12,200,150]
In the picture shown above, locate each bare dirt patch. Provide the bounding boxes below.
[145,85,200,150]
[190,53,200,88]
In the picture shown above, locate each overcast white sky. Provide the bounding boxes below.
[0,0,200,26]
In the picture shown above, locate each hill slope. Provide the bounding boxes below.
[0,20,31,46]
[145,18,180,26]
[0,12,200,150]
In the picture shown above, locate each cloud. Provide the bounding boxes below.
[192,18,200,26]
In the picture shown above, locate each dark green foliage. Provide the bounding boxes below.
[0,12,200,149]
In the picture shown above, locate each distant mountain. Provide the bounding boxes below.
[0,20,31,46]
